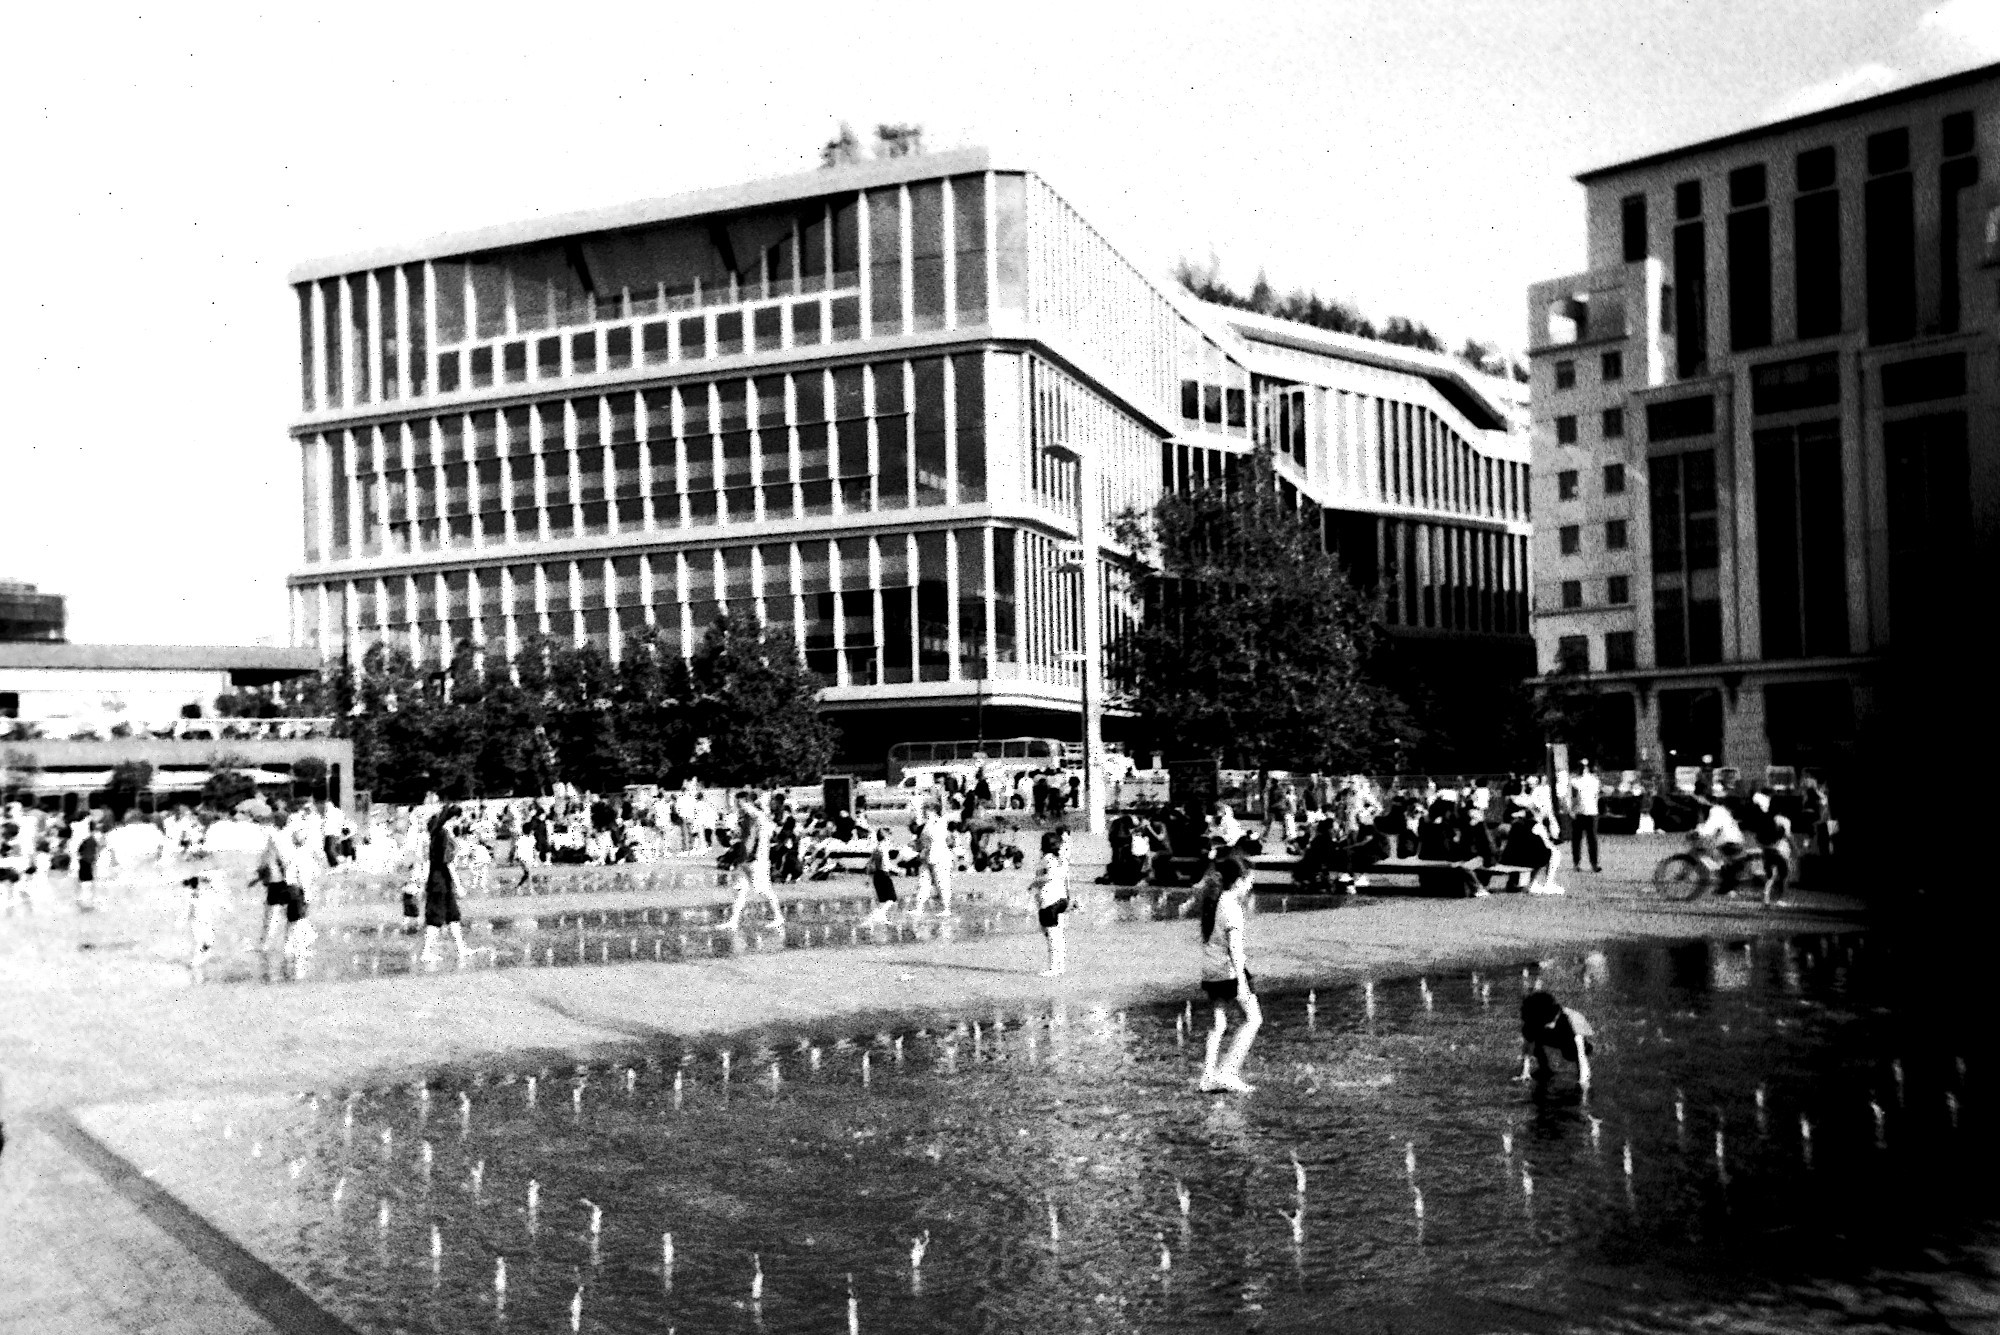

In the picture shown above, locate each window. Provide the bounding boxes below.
[1604,462,1626,494]
[1675,179,1703,219]
[1557,469,1579,500]
[1646,394,1715,441]
[1943,110,1975,157]
[1606,519,1629,550]
[1755,419,1849,659]
[1751,353,1840,414]
[1728,163,1767,207]
[1559,524,1581,556]
[1674,216,1707,376]
[1601,349,1623,381]
[1605,630,1637,670]
[1795,147,1842,340]
[1555,415,1578,445]
[1650,450,1723,666]
[1865,128,1915,345]
[1621,194,1648,262]
[1554,359,1576,389]
[1886,413,1970,649]
[1602,407,1625,439]
[1561,579,1584,609]
[1607,575,1631,605]
[1881,352,1966,406]
[1556,635,1590,673]
[1867,127,1910,174]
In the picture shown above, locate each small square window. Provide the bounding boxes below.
[1601,350,1623,381]
[1607,575,1631,605]
[1556,635,1590,673]
[1606,519,1629,550]
[1621,194,1648,263]
[1554,360,1576,389]
[1604,462,1626,494]
[1728,163,1767,207]
[436,351,461,393]
[1675,179,1703,219]
[1561,579,1584,609]
[1605,630,1637,671]
[1558,469,1579,500]
[1559,524,1581,556]
[1796,145,1836,192]
[1867,127,1909,175]
[1555,415,1578,445]
[1944,110,1974,158]
[1602,407,1626,439]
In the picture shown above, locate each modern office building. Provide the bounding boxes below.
[1526,62,2000,778]
[287,149,1528,770]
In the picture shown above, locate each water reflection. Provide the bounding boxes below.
[82,932,2000,1334]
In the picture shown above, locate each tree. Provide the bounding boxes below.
[543,639,626,793]
[1111,445,1413,771]
[615,624,697,786]
[686,615,834,787]
[290,755,329,802]
[873,123,924,157]
[1,747,39,802]
[820,121,863,168]
[104,760,153,817]
[202,753,259,812]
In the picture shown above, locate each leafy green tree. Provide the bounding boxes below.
[202,753,260,811]
[820,121,863,168]
[1111,445,1414,771]
[104,760,153,817]
[686,615,834,787]
[615,624,697,786]
[874,123,924,157]
[543,639,625,793]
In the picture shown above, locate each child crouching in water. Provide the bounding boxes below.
[1027,829,1070,977]
[1518,990,1594,1088]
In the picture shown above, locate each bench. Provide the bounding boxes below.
[1356,858,1539,896]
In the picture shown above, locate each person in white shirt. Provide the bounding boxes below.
[1211,801,1245,852]
[720,791,783,932]
[913,802,953,915]
[1568,761,1603,873]
[1196,850,1260,1094]
[1026,830,1071,977]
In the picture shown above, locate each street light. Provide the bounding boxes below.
[1041,440,1106,836]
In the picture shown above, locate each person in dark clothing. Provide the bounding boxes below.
[420,806,470,966]
[1518,990,1593,1087]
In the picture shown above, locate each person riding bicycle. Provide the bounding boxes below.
[1693,798,1752,894]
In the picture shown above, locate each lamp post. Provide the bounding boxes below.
[1042,440,1106,836]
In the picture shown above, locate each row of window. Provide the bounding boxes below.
[299,175,1028,414]
[1555,631,1637,674]
[1556,520,1630,556]
[1558,575,1632,609]
[1311,516,1531,637]
[1556,462,1628,500]
[1553,406,1625,446]
[1551,349,1623,390]
[300,528,1038,689]
[1616,109,1979,376]
[304,356,993,563]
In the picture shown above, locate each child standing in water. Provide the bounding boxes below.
[1197,850,1261,1093]
[184,871,219,983]
[864,827,899,924]
[1026,830,1070,977]
[1518,990,1594,1088]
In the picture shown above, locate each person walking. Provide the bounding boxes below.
[720,790,783,932]
[1196,850,1260,1094]
[1568,761,1603,873]
[419,806,471,966]
[250,802,305,981]
[913,800,954,915]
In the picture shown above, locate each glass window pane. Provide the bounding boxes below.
[867,188,903,337]
[952,174,986,325]
[434,262,466,344]
[954,353,985,503]
[956,528,986,676]
[910,181,946,332]
[913,358,947,506]
[875,362,907,511]
[916,530,950,681]
[994,174,1027,312]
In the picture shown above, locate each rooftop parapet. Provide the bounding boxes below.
[1525,258,1668,386]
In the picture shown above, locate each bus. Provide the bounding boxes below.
[886,737,1076,787]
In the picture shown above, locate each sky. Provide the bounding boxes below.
[3,0,1995,646]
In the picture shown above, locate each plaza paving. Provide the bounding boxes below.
[0,834,1866,1334]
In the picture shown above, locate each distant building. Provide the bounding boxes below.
[1526,61,2000,778]
[286,149,1530,771]
[0,580,65,643]
[0,642,348,814]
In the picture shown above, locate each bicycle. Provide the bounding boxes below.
[1650,837,1765,901]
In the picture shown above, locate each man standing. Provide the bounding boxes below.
[1568,761,1603,874]
[914,800,953,915]
[720,790,783,932]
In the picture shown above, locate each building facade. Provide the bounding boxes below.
[0,580,65,644]
[1526,63,2000,777]
[288,150,1527,770]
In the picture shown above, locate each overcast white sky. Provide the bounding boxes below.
[3,0,1995,646]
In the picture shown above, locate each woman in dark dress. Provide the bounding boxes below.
[420,805,469,966]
